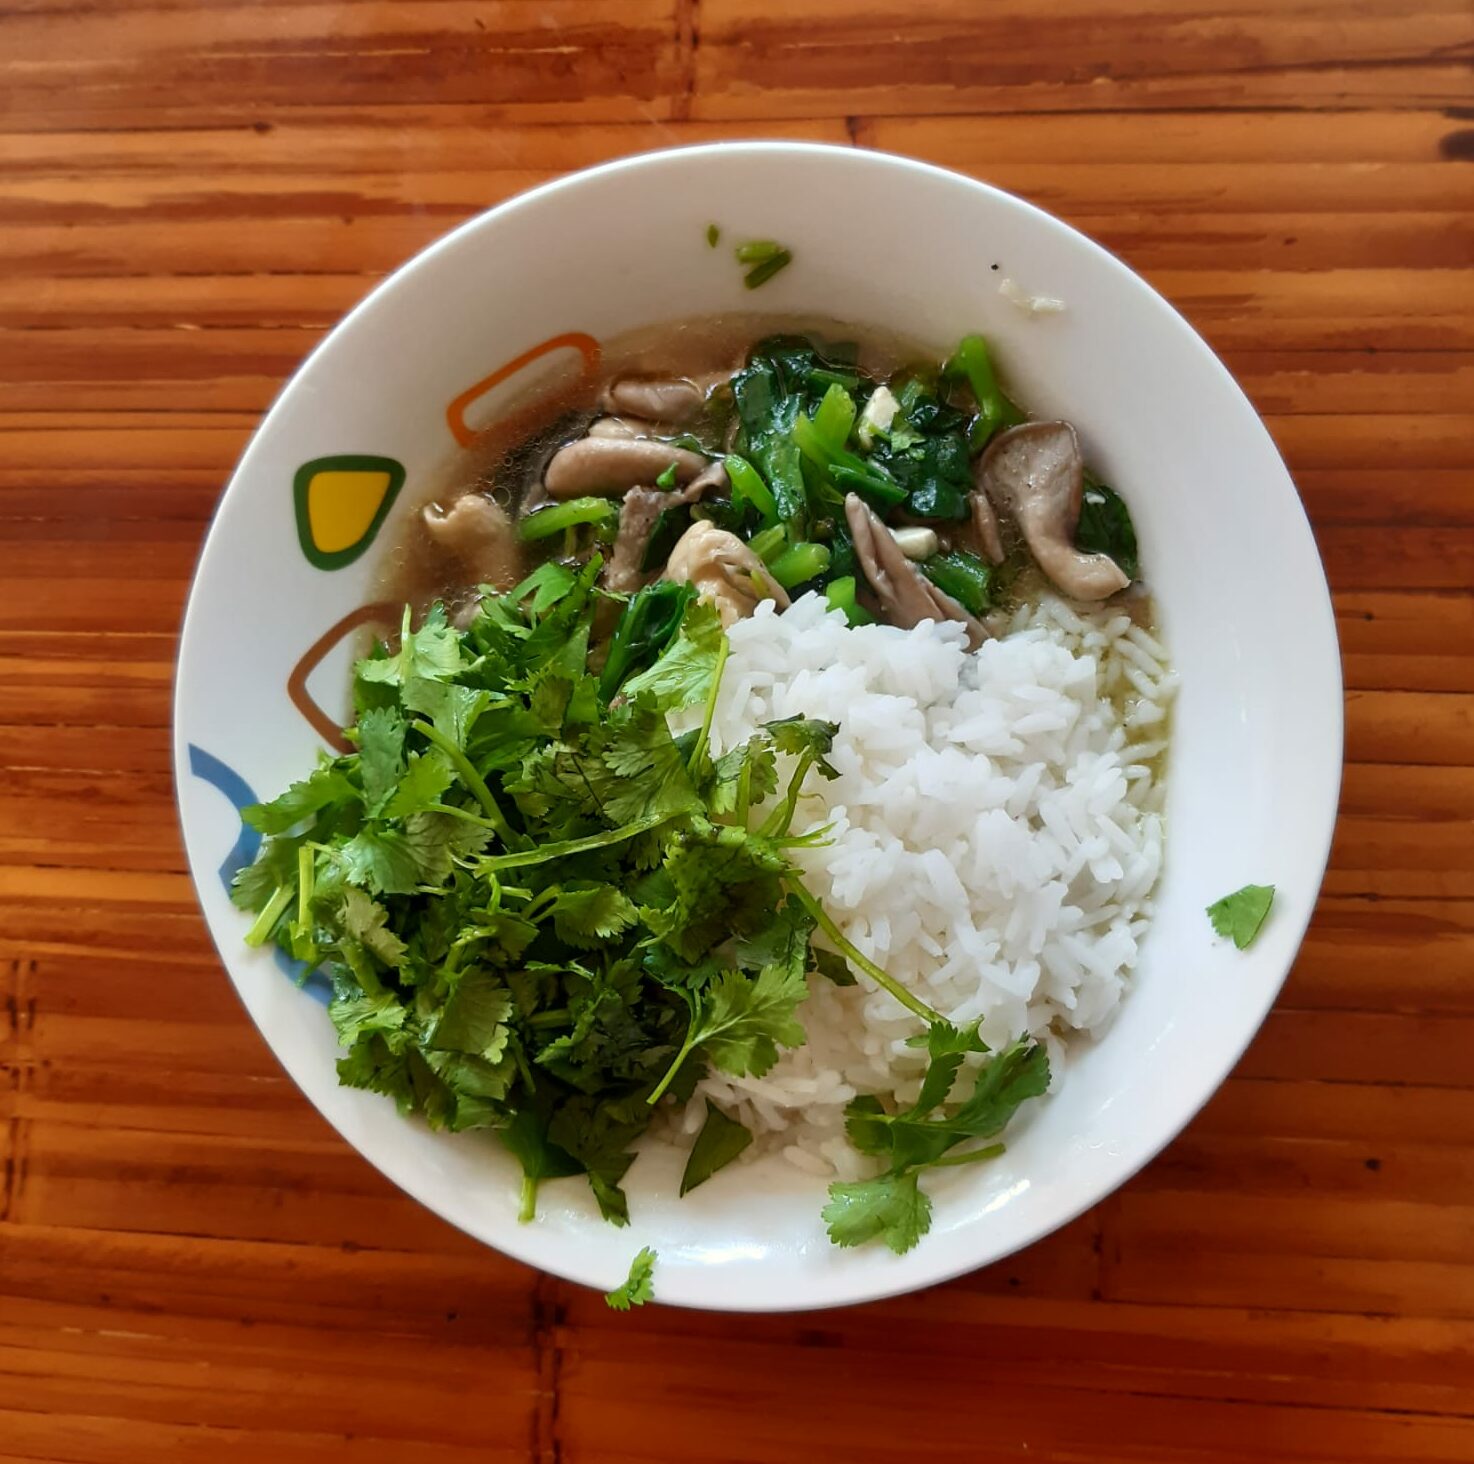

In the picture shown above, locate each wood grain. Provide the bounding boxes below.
[2,0,1473,1459]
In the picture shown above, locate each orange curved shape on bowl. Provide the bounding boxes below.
[445,331,601,447]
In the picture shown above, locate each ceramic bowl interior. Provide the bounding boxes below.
[175,142,1342,1311]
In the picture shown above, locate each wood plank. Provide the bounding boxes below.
[694,0,1474,119]
[0,1,683,126]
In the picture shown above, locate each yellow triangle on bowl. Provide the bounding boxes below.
[292,454,406,570]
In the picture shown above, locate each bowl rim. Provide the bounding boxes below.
[174,139,1344,1311]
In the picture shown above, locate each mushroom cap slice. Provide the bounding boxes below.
[844,494,987,650]
[663,520,790,627]
[979,422,1130,601]
[602,470,725,597]
[421,492,520,589]
[968,482,1007,565]
[599,375,710,425]
[543,436,709,500]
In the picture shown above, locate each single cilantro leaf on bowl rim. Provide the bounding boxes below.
[1207,883,1276,949]
[605,1246,657,1310]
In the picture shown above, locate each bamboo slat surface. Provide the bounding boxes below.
[2,2,1473,1459]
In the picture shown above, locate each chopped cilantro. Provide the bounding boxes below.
[1207,884,1275,949]
[605,1246,657,1310]
[823,1032,1050,1255]
[231,564,950,1242]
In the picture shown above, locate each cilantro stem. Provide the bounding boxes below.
[783,879,943,1024]
[295,844,314,931]
[760,752,814,838]
[735,756,753,828]
[647,1031,698,1106]
[244,883,293,947]
[411,720,521,847]
[518,1174,537,1224]
[689,632,730,774]
[476,811,677,872]
[928,1142,1007,1169]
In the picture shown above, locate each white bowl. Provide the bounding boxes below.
[174,142,1341,1311]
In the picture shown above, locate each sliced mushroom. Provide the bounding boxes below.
[969,481,1007,565]
[845,494,987,650]
[663,520,790,627]
[979,422,1129,601]
[586,415,658,440]
[421,492,520,589]
[603,473,720,597]
[599,372,725,426]
[543,436,709,500]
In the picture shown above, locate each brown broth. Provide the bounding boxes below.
[370,315,1157,648]
[372,314,931,618]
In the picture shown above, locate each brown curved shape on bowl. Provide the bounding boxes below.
[287,602,396,753]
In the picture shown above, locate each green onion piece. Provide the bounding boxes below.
[655,462,678,489]
[824,575,877,626]
[920,550,994,616]
[747,524,788,565]
[734,239,784,265]
[807,367,863,393]
[724,454,778,523]
[811,382,857,452]
[829,464,908,507]
[768,540,831,589]
[791,415,904,504]
[519,497,618,542]
[743,250,793,290]
[706,223,720,248]
[949,334,1025,447]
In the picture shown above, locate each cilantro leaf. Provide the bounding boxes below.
[339,827,423,896]
[809,946,855,988]
[358,603,463,687]
[431,970,512,1060]
[357,706,407,810]
[548,1096,644,1226]
[688,961,808,1079]
[510,560,578,615]
[680,1100,752,1195]
[401,810,490,883]
[1207,883,1275,949]
[546,881,641,949]
[385,751,454,820]
[243,763,356,835]
[604,1246,656,1310]
[620,597,724,711]
[707,737,779,818]
[402,679,491,748]
[499,1106,583,1223]
[328,971,407,1047]
[337,888,408,970]
[822,1171,932,1254]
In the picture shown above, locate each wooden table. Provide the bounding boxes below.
[3,3,1472,1460]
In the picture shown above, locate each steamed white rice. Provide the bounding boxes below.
[671,591,1176,1180]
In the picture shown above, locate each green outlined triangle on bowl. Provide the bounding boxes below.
[293,454,406,570]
